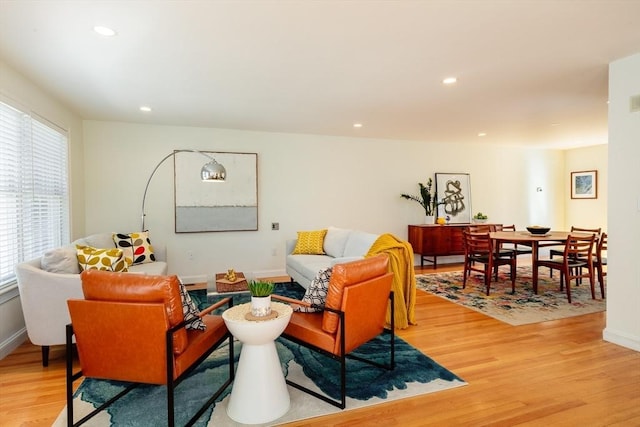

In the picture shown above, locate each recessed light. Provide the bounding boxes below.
[353,123,363,128]
[478,132,487,137]
[139,106,152,112]
[443,77,457,85]
[94,26,117,37]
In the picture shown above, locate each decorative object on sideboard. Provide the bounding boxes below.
[141,149,226,230]
[248,280,275,317]
[400,177,442,224]
[435,173,472,223]
[472,212,488,223]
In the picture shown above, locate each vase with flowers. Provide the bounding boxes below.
[401,178,442,224]
[248,280,275,317]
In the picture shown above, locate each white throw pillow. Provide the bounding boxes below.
[41,246,80,274]
[323,226,351,258]
[343,231,379,257]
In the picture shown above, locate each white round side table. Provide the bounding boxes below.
[222,301,293,424]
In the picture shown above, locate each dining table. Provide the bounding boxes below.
[489,230,594,294]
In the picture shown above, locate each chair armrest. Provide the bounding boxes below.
[198,297,233,317]
[271,294,307,306]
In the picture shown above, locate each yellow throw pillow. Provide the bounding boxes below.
[292,229,328,255]
[76,245,128,272]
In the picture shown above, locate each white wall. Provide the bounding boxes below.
[83,121,565,282]
[604,53,640,351]
[0,61,84,359]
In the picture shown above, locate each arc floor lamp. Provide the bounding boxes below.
[141,149,226,230]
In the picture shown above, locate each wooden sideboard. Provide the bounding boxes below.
[408,224,469,269]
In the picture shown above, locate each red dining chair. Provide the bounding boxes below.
[548,226,600,277]
[463,231,516,295]
[535,233,596,303]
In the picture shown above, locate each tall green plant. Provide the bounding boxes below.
[400,178,441,216]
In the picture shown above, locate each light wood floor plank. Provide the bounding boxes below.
[1,264,638,426]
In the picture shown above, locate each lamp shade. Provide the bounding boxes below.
[201,160,226,181]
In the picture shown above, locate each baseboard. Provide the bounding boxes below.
[0,328,27,361]
[603,327,640,352]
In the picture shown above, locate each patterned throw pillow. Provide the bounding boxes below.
[112,231,156,266]
[177,279,206,331]
[292,229,328,255]
[296,267,332,313]
[76,245,128,272]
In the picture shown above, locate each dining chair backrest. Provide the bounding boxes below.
[564,233,596,260]
[464,231,492,256]
[467,224,493,233]
[571,226,601,236]
[500,224,516,232]
[597,232,607,262]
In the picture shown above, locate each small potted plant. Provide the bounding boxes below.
[473,212,488,223]
[248,280,275,317]
[401,178,442,224]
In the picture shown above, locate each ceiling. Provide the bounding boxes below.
[1,1,639,149]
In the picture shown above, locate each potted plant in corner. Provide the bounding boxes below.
[248,280,275,317]
[401,178,442,224]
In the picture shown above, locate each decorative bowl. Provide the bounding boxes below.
[526,226,551,235]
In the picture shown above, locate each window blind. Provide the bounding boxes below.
[0,101,69,290]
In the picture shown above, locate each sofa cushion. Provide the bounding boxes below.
[76,245,128,272]
[292,229,327,255]
[343,231,378,257]
[297,267,332,313]
[323,226,351,258]
[41,245,80,274]
[75,233,115,250]
[286,254,333,282]
[113,231,156,266]
[128,261,168,275]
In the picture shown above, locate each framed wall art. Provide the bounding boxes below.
[435,173,472,223]
[571,170,597,199]
[174,151,258,232]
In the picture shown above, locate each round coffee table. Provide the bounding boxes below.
[222,301,293,424]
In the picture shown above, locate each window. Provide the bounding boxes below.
[0,100,69,291]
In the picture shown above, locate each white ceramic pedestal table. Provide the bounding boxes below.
[222,301,293,424]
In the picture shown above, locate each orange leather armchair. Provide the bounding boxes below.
[66,270,234,427]
[273,254,395,409]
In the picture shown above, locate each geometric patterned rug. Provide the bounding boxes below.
[416,266,606,326]
[55,335,465,426]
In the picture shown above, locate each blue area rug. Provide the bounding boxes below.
[56,283,465,426]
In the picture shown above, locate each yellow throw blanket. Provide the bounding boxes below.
[366,233,417,329]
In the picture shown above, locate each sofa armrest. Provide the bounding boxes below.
[16,259,85,346]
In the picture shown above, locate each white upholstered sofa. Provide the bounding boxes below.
[286,226,379,289]
[15,232,167,366]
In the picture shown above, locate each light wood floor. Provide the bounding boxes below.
[1,264,639,426]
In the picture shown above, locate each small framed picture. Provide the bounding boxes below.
[571,170,597,199]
